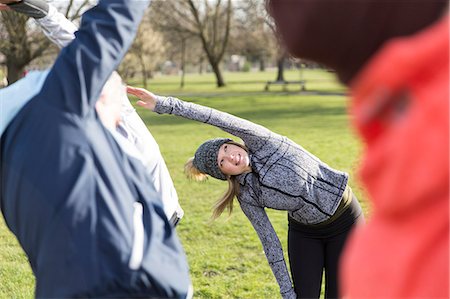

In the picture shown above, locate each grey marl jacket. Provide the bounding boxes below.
[154,96,349,299]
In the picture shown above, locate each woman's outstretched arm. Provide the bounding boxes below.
[127,86,281,152]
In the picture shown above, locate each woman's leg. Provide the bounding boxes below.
[288,226,325,299]
[324,196,364,298]
[324,228,353,298]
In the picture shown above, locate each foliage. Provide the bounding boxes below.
[228,0,277,70]
[0,70,368,299]
[1,1,302,88]
[150,0,232,87]
[0,0,94,84]
[119,17,166,88]
[241,61,251,72]
[0,9,49,83]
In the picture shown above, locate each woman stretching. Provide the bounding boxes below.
[128,86,364,299]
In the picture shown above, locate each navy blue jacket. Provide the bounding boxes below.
[0,0,190,297]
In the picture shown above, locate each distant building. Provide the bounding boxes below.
[161,60,179,75]
[226,55,246,72]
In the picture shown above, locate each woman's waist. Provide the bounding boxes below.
[287,185,362,235]
[315,185,354,226]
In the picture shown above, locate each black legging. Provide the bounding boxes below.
[288,194,364,299]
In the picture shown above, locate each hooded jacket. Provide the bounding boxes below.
[0,1,190,297]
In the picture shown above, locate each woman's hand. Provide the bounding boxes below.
[126,86,157,111]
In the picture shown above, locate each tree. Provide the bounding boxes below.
[275,50,288,82]
[229,0,276,72]
[157,28,194,88]
[119,17,166,89]
[0,0,92,84]
[150,0,232,88]
[264,7,289,83]
[0,11,49,84]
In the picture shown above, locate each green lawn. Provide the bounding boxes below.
[0,69,369,298]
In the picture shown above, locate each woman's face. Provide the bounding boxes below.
[217,143,251,176]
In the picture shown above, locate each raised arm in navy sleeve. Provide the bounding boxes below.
[40,0,150,116]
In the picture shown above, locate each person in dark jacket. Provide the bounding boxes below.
[1,0,185,227]
[0,0,190,297]
[127,86,364,299]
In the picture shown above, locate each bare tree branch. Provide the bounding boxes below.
[150,0,234,87]
[64,0,74,18]
[29,39,51,61]
[71,0,90,21]
[217,0,231,62]
[0,1,96,84]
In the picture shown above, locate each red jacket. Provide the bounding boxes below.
[342,16,449,298]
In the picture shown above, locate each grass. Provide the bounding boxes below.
[0,69,368,298]
[0,221,35,298]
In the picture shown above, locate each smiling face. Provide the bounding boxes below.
[217,143,251,176]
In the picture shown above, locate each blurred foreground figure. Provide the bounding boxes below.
[267,0,449,297]
[0,0,190,297]
[4,0,184,227]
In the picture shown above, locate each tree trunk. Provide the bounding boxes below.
[198,57,204,74]
[139,55,148,89]
[210,60,225,87]
[180,37,186,88]
[276,55,285,82]
[259,58,265,72]
[6,59,25,85]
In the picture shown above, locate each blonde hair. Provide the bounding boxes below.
[184,157,208,181]
[211,176,240,220]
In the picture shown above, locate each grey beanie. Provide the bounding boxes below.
[193,138,232,180]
